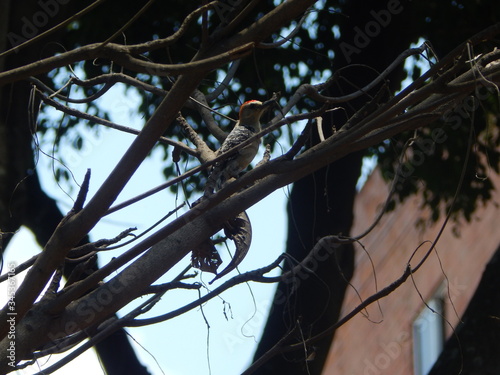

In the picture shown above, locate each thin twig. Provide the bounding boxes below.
[36,89,197,156]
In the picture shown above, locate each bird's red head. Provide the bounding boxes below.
[239,100,264,118]
[238,99,274,122]
[242,100,260,106]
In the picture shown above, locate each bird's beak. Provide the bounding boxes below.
[261,99,275,110]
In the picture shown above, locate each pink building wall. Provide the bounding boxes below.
[322,168,500,375]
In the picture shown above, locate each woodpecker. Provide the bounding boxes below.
[205,99,274,196]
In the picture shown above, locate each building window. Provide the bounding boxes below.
[412,297,445,375]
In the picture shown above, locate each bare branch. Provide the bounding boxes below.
[126,1,218,54]
[35,89,197,156]
[206,60,241,103]
[258,5,312,49]
[176,113,216,162]
[29,73,168,103]
[190,90,228,142]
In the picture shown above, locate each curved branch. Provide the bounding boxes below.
[0,255,38,284]
[36,90,197,156]
[176,113,215,162]
[128,255,286,327]
[109,42,254,77]
[190,90,228,142]
[0,41,254,85]
[29,76,115,104]
[206,59,241,103]
[243,264,414,375]
[298,44,428,105]
[258,5,312,49]
[98,0,157,47]
[126,2,218,54]
[29,73,168,103]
